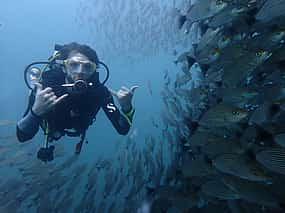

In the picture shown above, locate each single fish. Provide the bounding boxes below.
[217,34,232,50]
[147,80,153,96]
[168,100,180,115]
[199,103,248,128]
[240,125,259,149]
[259,86,285,103]
[202,137,245,159]
[50,155,78,175]
[216,87,259,108]
[201,180,240,200]
[181,156,217,177]
[222,49,272,87]
[195,28,223,57]
[174,51,195,66]
[256,0,285,23]
[204,42,249,75]
[96,158,112,170]
[114,175,125,195]
[274,133,285,148]
[186,0,228,24]
[188,129,224,148]
[249,28,285,51]
[71,164,87,179]
[197,48,222,65]
[0,120,15,126]
[259,70,285,87]
[258,122,285,135]
[208,4,251,28]
[213,153,271,182]
[222,175,281,208]
[256,148,285,175]
[249,102,281,125]
[177,15,187,30]
[261,45,285,66]
[174,72,192,88]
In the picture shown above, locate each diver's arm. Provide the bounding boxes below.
[16,83,67,142]
[102,89,135,135]
[16,109,41,142]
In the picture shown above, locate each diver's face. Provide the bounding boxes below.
[64,52,97,82]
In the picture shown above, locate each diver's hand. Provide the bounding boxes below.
[32,83,68,117]
[109,85,139,112]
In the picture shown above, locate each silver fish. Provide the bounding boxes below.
[147,80,153,96]
[256,0,285,23]
[0,119,15,126]
[208,4,251,28]
[186,0,228,24]
[174,72,192,88]
[195,28,223,57]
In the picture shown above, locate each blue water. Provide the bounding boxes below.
[0,0,195,212]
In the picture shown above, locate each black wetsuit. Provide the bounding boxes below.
[16,69,134,142]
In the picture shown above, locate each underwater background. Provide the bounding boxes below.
[0,0,191,160]
[2,0,285,212]
[0,0,193,212]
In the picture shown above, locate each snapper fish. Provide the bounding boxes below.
[186,0,228,25]
[199,103,248,128]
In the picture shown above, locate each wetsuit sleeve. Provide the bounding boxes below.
[16,109,41,142]
[101,88,135,135]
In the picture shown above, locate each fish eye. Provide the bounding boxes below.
[212,48,220,54]
[256,50,264,57]
[222,36,229,41]
[216,0,224,5]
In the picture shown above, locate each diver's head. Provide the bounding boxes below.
[64,51,97,82]
[58,42,99,83]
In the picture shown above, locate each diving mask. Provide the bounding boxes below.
[63,58,97,78]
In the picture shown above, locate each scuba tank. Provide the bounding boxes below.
[24,44,110,162]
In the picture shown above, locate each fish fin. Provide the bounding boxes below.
[256,148,285,175]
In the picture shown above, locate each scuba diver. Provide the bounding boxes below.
[17,42,138,162]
